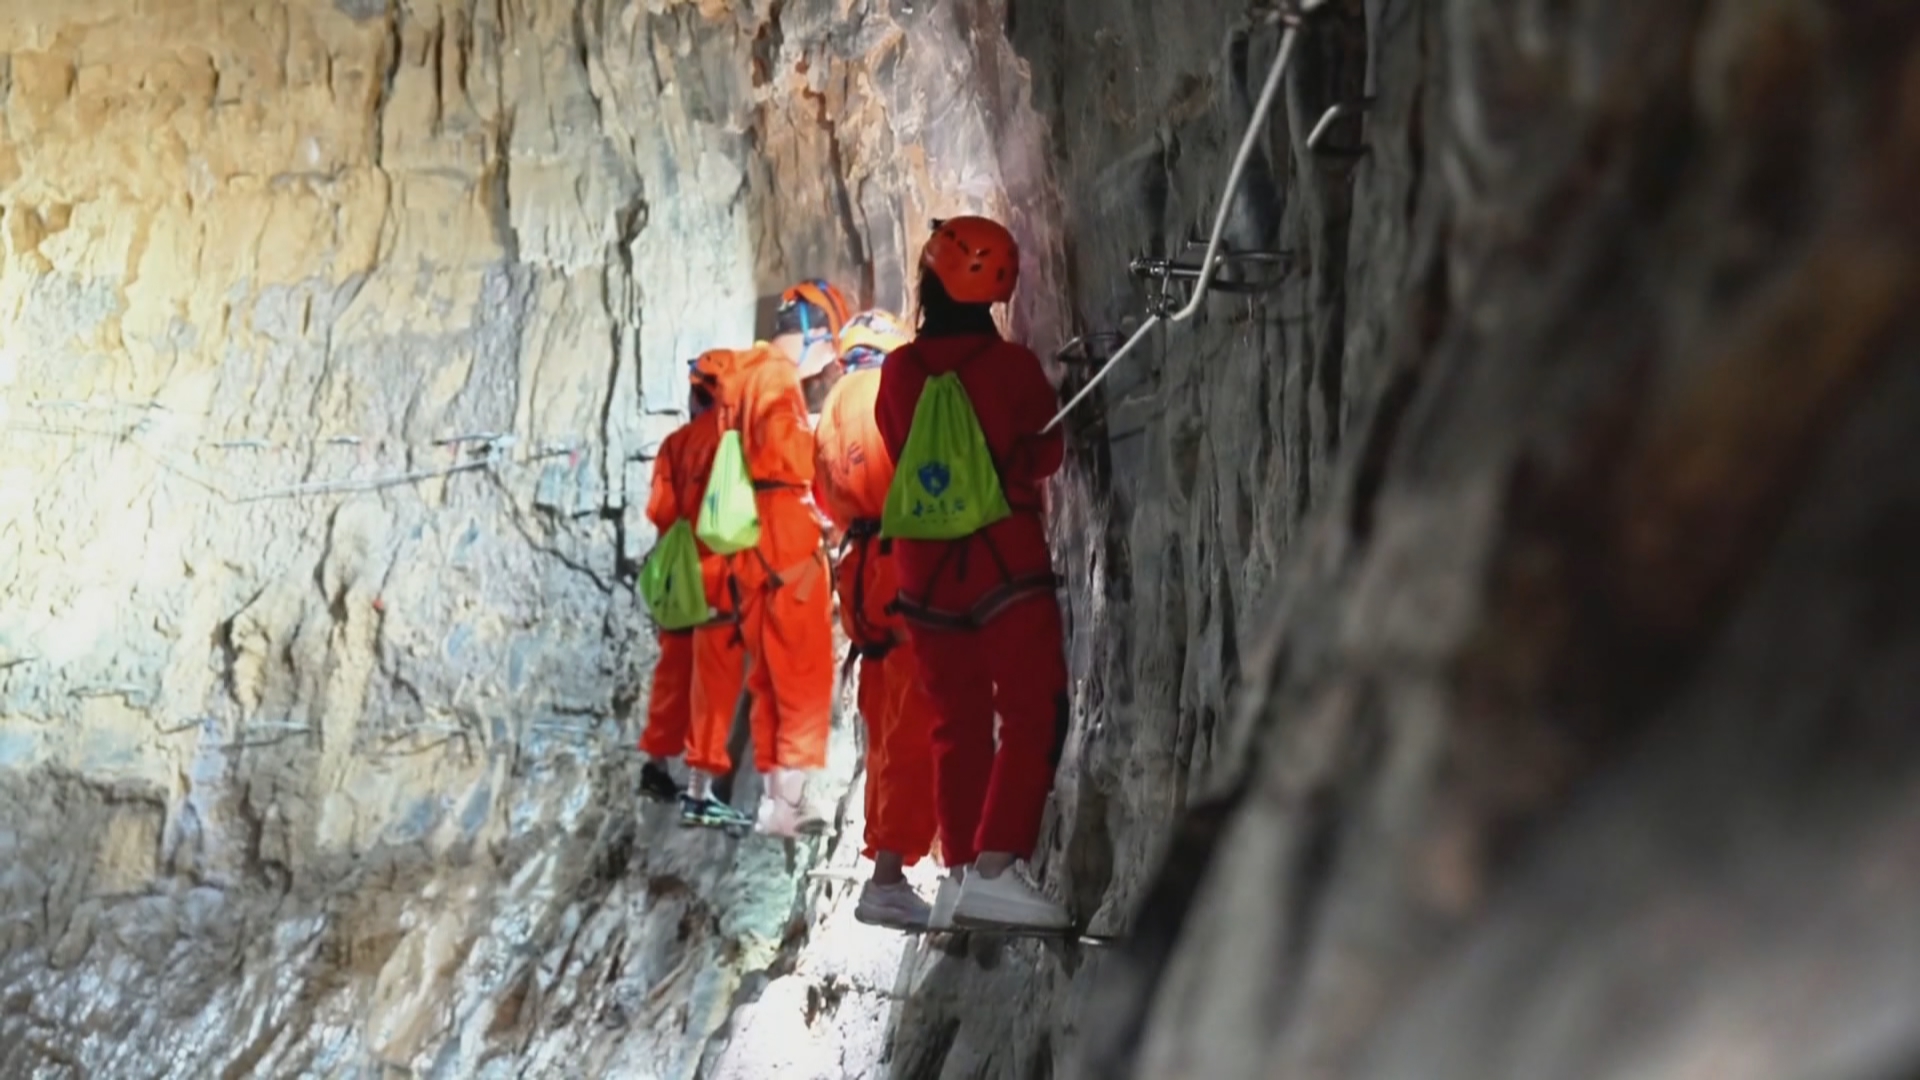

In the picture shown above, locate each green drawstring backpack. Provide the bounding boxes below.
[881,368,1011,541]
[697,427,761,555]
[640,519,709,630]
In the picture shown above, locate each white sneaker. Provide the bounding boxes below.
[927,868,966,931]
[755,768,831,838]
[854,880,932,931]
[953,868,1071,931]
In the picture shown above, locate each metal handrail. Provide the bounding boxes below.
[1044,0,1329,433]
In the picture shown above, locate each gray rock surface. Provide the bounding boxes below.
[5,0,1919,1077]
[882,1,1920,1078]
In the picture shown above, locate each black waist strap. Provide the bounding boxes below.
[752,479,804,492]
[893,572,1059,632]
[840,638,899,680]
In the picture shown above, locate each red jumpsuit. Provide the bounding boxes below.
[875,333,1068,867]
[638,410,748,776]
[694,345,835,774]
[813,367,939,866]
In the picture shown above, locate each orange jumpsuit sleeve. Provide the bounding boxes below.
[646,433,680,530]
[810,452,849,545]
[809,433,841,529]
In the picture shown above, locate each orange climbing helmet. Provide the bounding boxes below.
[920,216,1019,304]
[777,279,853,343]
[837,310,909,370]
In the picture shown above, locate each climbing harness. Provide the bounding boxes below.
[1044,0,1333,434]
[892,567,1062,633]
[893,498,1059,632]
[836,519,903,679]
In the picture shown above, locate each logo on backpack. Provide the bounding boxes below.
[917,462,951,497]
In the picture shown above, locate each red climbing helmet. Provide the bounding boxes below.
[920,216,1019,304]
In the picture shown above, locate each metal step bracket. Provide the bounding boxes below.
[1055,331,1129,366]
[1129,242,1296,316]
[1307,96,1375,158]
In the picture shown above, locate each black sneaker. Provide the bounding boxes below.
[679,793,753,831]
[639,761,682,803]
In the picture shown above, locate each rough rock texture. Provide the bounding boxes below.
[895,2,1920,1079]
[876,1,1920,1079]
[6,0,1920,1077]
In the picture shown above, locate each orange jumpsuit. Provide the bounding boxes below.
[639,410,748,776]
[693,345,834,773]
[813,368,939,865]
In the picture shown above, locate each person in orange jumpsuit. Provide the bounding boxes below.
[812,309,941,929]
[690,279,849,838]
[875,218,1072,931]
[636,381,752,829]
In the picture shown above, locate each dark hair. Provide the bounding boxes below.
[915,267,1000,339]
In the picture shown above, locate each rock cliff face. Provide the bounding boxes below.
[4,0,1918,1077]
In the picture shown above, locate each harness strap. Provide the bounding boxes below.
[840,637,899,681]
[725,570,747,646]
[893,571,1060,632]
[664,606,739,636]
[747,546,827,603]
[907,514,1032,615]
[836,519,901,653]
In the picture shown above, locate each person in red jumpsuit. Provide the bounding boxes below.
[875,217,1072,931]
[813,309,942,928]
